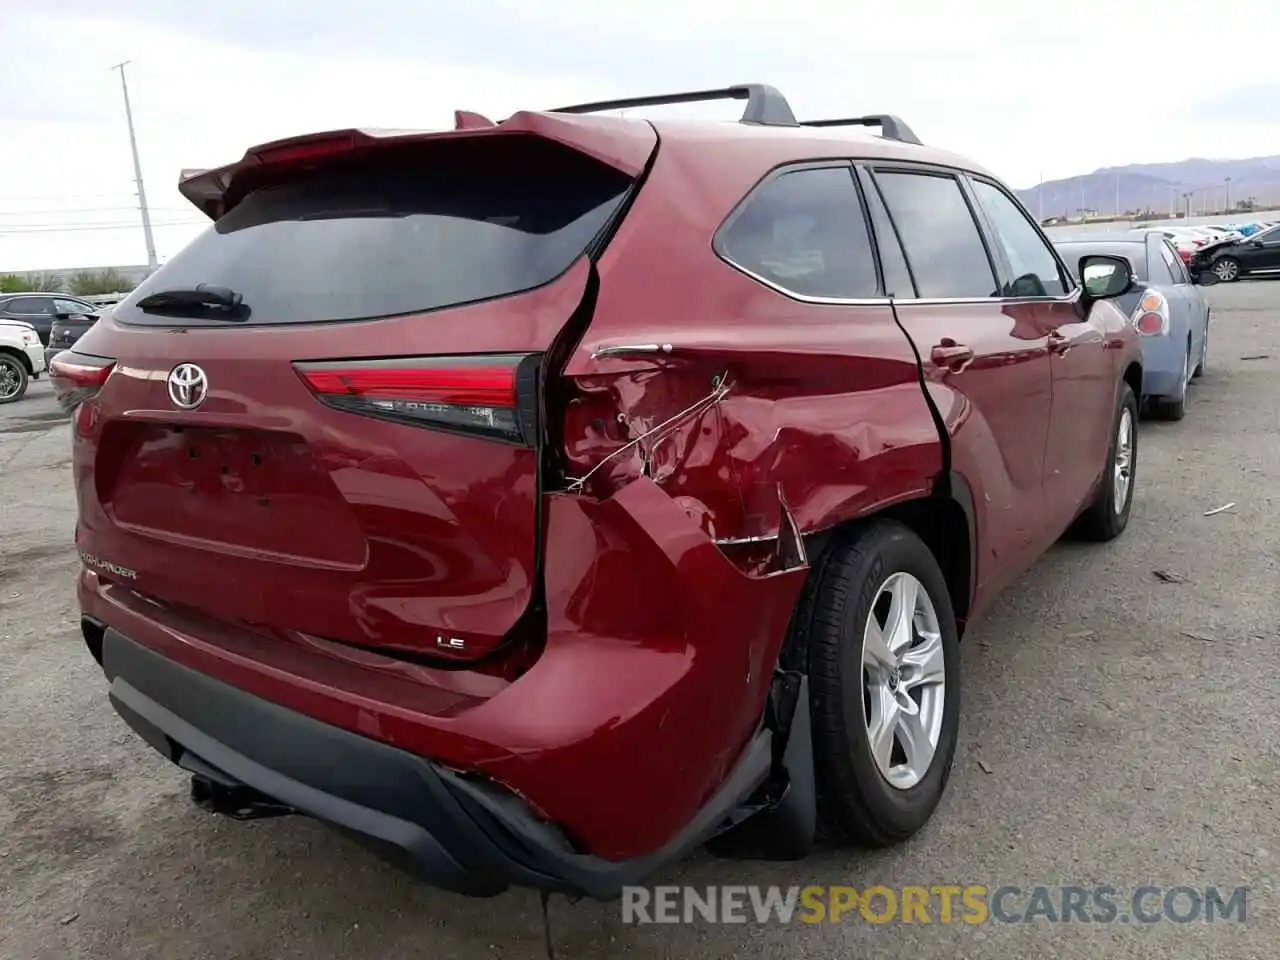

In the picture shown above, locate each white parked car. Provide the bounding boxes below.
[0,317,46,403]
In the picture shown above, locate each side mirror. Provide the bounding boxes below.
[1078,254,1133,300]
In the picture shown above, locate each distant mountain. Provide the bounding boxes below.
[1017,155,1280,220]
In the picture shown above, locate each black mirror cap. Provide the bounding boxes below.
[1078,254,1134,300]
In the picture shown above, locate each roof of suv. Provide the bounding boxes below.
[637,117,990,175]
[177,83,996,219]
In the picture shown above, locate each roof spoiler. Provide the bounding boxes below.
[550,83,798,126]
[798,114,922,145]
[177,114,656,221]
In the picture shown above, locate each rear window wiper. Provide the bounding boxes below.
[136,284,246,318]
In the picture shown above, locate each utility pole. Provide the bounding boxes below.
[112,61,157,271]
[1037,170,1044,222]
[1225,177,1232,213]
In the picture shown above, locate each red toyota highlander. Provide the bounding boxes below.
[53,84,1143,900]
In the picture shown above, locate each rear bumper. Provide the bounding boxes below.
[97,623,775,900]
[77,478,809,862]
[26,341,46,374]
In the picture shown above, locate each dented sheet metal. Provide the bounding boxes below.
[559,351,941,555]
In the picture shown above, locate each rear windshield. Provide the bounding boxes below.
[114,139,633,327]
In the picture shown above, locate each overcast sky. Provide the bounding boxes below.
[2,1,1277,271]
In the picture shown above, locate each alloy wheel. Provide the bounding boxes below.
[860,571,946,790]
[0,358,22,401]
[1213,259,1239,281]
[1113,407,1134,514]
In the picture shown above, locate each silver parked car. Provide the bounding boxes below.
[1055,232,1217,421]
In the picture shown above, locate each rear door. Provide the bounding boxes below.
[965,176,1113,535]
[69,129,651,663]
[868,165,1053,603]
[1243,225,1280,275]
[1154,235,1204,360]
[3,296,54,343]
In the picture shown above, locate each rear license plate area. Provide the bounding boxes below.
[102,423,365,563]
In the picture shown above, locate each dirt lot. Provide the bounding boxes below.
[2,284,1277,960]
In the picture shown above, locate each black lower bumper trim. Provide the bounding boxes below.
[99,627,773,900]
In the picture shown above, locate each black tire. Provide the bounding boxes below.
[0,353,29,404]
[1073,382,1138,541]
[1212,256,1240,282]
[784,519,961,847]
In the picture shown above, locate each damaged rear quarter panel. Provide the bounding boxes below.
[538,137,946,855]
[562,138,945,546]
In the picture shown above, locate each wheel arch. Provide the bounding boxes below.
[801,473,976,639]
[1122,358,1142,404]
[0,344,33,374]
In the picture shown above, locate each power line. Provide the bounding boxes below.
[0,206,190,216]
[0,192,143,201]
[0,221,205,235]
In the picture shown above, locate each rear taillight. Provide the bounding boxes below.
[49,351,116,412]
[1132,291,1169,336]
[295,354,539,444]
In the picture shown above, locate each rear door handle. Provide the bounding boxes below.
[931,342,974,368]
[1048,330,1072,354]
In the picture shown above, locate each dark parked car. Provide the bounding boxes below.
[0,293,100,346]
[45,311,102,369]
[52,83,1143,902]
[1189,221,1280,281]
[1055,232,1217,420]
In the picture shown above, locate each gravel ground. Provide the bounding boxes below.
[2,283,1277,960]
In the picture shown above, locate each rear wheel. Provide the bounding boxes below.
[1073,382,1138,541]
[789,520,961,847]
[1212,257,1240,282]
[0,354,29,404]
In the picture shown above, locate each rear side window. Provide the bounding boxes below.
[1148,243,1176,284]
[718,166,879,299]
[114,139,633,326]
[1158,240,1189,283]
[4,297,49,315]
[860,171,916,298]
[969,179,1067,297]
[874,171,997,299]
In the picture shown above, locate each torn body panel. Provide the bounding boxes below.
[556,136,945,564]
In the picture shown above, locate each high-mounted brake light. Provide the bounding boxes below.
[295,354,539,444]
[251,135,358,166]
[1132,290,1169,336]
[49,351,116,412]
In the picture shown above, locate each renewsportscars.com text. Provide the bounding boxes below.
[621,885,1247,925]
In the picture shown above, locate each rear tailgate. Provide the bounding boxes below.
[68,122,654,663]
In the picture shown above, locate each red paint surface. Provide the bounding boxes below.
[71,116,1141,862]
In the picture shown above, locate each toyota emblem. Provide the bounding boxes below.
[167,363,208,409]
